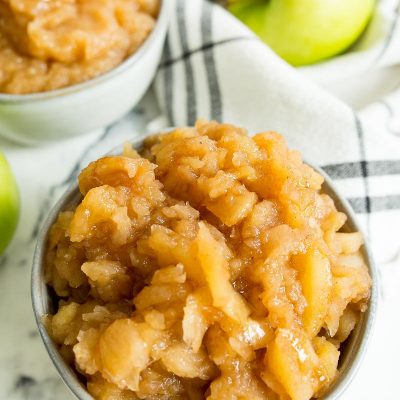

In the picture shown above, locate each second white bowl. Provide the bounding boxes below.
[0,0,171,145]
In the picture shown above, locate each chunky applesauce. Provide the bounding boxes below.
[0,0,159,94]
[45,121,371,400]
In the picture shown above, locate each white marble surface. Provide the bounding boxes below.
[0,90,163,400]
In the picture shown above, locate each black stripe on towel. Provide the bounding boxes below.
[322,160,400,179]
[201,0,223,121]
[159,36,255,69]
[354,113,371,214]
[349,195,400,213]
[177,0,197,125]
[163,35,174,124]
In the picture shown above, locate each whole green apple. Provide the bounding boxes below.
[0,152,19,255]
[229,0,376,66]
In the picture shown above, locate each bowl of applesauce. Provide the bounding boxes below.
[0,0,170,144]
[32,121,377,400]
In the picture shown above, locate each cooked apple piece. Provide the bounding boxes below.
[98,319,150,391]
[146,225,204,283]
[151,263,186,285]
[266,328,324,400]
[74,328,102,375]
[205,325,238,366]
[81,260,133,303]
[87,374,140,400]
[78,156,165,205]
[228,317,274,361]
[334,307,359,343]
[69,185,131,245]
[160,343,217,380]
[183,287,212,353]
[49,301,100,346]
[208,360,274,400]
[241,200,280,241]
[292,248,332,336]
[204,181,258,226]
[334,232,363,254]
[137,362,187,398]
[196,222,250,323]
[325,252,371,336]
[313,336,340,393]
[133,282,191,311]
[79,157,144,194]
[143,309,166,330]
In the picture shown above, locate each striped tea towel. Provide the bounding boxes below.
[154,0,400,398]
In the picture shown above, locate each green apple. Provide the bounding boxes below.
[229,0,376,66]
[0,152,19,255]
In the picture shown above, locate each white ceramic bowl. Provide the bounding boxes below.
[31,135,378,399]
[0,1,170,145]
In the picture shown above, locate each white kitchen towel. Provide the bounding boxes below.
[154,1,400,398]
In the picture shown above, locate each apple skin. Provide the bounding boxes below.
[229,0,376,66]
[0,152,19,255]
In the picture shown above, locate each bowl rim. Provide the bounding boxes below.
[0,0,169,104]
[314,165,378,400]
[31,134,378,400]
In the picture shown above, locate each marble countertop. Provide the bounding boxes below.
[0,90,163,400]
